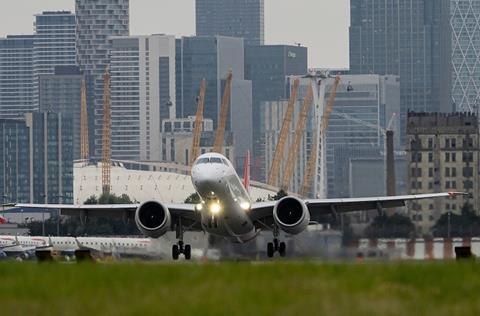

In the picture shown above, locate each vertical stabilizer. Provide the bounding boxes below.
[243,150,250,193]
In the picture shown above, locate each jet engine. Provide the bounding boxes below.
[273,196,310,235]
[135,201,171,238]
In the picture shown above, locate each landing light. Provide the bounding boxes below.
[240,202,251,210]
[210,203,221,215]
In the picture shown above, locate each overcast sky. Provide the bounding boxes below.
[0,0,350,68]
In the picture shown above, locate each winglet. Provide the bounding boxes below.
[448,191,469,198]
[243,150,250,193]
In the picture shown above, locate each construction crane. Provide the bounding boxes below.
[80,79,89,161]
[101,68,111,195]
[267,78,300,187]
[300,76,340,197]
[282,84,313,191]
[190,79,206,164]
[213,71,233,154]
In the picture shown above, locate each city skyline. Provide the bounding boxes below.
[0,0,350,68]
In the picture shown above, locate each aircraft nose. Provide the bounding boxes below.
[192,164,227,192]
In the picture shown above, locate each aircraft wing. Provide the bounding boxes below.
[14,203,202,230]
[248,192,465,223]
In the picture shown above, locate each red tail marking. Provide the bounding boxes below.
[243,150,250,193]
[0,216,6,224]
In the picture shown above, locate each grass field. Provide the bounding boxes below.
[1,261,480,315]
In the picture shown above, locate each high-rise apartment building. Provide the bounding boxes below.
[0,12,76,120]
[196,0,264,46]
[407,112,478,234]
[75,0,129,157]
[33,11,76,106]
[110,35,176,161]
[350,0,452,142]
[0,36,35,119]
[176,36,252,167]
[450,0,480,112]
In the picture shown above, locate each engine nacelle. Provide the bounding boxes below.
[135,201,171,238]
[273,196,310,235]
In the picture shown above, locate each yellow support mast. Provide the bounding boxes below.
[80,79,89,161]
[213,71,233,154]
[190,79,206,164]
[101,69,111,195]
[282,84,313,191]
[267,78,300,187]
[300,76,340,197]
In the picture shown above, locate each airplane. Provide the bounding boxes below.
[0,236,40,260]
[0,235,165,260]
[15,152,465,260]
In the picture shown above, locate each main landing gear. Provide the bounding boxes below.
[267,226,286,258]
[172,218,191,260]
[267,238,286,258]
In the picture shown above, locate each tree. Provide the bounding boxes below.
[84,195,98,205]
[269,189,288,201]
[432,203,480,237]
[184,193,201,204]
[85,193,134,205]
[364,213,415,239]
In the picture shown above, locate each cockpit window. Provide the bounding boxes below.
[197,158,210,164]
[196,157,229,165]
[210,157,223,164]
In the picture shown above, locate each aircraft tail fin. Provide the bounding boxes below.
[243,150,250,193]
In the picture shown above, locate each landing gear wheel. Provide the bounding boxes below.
[279,242,286,257]
[184,244,192,260]
[267,242,274,258]
[172,244,180,260]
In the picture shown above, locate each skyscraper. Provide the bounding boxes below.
[176,36,252,168]
[450,0,480,112]
[0,11,77,122]
[0,36,35,119]
[39,66,84,160]
[33,11,76,104]
[349,0,452,142]
[75,0,129,157]
[0,112,74,204]
[110,35,176,161]
[196,0,265,46]
[245,45,308,179]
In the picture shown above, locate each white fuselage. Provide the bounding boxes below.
[0,236,162,257]
[191,153,256,243]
